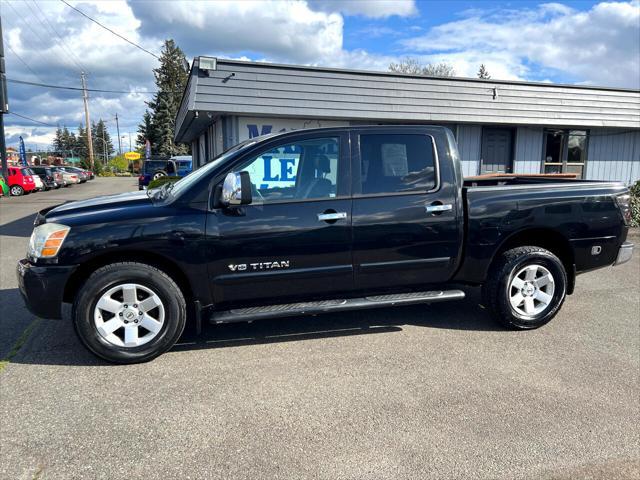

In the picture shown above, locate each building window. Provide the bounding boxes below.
[543,129,588,178]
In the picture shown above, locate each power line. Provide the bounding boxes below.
[7,77,179,95]
[7,78,154,94]
[4,44,45,83]
[7,112,57,127]
[3,0,64,72]
[59,0,160,59]
[26,0,87,73]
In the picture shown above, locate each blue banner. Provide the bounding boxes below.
[145,139,151,160]
[18,136,28,166]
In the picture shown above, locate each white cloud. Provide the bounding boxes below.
[130,0,344,64]
[309,0,417,18]
[402,1,640,87]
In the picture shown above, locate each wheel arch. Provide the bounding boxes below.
[490,228,576,294]
[63,250,195,304]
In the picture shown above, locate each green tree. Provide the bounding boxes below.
[75,124,89,160]
[92,119,114,164]
[52,127,64,154]
[108,154,130,172]
[389,57,456,77]
[145,39,189,156]
[60,127,77,158]
[477,64,491,79]
[136,109,156,150]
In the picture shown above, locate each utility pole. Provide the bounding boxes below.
[115,112,122,155]
[81,72,94,169]
[0,17,9,180]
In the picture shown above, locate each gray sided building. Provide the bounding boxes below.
[175,57,640,184]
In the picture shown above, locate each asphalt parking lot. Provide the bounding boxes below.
[1,177,638,479]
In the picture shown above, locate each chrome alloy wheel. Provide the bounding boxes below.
[94,283,165,347]
[508,264,555,316]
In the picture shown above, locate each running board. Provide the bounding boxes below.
[210,289,465,324]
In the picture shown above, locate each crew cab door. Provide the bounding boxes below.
[206,132,353,306]
[350,128,462,291]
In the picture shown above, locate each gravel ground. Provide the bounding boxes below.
[1,177,638,479]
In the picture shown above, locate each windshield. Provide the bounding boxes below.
[150,139,257,202]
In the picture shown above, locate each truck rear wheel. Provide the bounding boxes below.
[483,246,567,329]
[73,262,186,364]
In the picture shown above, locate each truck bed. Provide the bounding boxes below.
[463,174,591,188]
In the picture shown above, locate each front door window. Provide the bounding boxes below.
[237,137,340,203]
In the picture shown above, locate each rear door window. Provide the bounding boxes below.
[358,134,436,195]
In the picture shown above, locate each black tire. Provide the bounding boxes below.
[483,246,567,330]
[9,185,24,196]
[73,262,186,364]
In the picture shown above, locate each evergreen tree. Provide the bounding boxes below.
[92,119,114,163]
[75,124,89,160]
[136,109,155,150]
[477,64,491,79]
[52,127,64,154]
[60,127,77,158]
[145,39,189,156]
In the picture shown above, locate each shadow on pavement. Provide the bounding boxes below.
[10,288,502,367]
[0,288,36,359]
[0,213,36,238]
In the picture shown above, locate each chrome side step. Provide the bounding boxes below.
[210,289,465,324]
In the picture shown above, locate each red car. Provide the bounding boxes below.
[8,166,37,196]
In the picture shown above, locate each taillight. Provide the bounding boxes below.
[138,175,145,181]
[614,193,632,225]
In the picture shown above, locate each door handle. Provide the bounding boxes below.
[425,203,453,214]
[317,212,347,222]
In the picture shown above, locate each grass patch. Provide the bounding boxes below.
[0,319,41,373]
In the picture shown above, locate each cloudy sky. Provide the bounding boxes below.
[2,0,639,150]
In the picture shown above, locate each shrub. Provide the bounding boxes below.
[629,180,640,228]
[99,170,115,177]
[147,176,180,189]
[108,155,130,172]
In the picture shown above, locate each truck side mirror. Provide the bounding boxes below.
[221,171,252,206]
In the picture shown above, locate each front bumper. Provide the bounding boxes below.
[17,259,77,319]
[614,242,634,266]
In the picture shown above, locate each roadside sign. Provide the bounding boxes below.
[124,152,141,160]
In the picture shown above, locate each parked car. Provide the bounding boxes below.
[61,166,89,183]
[138,156,192,190]
[51,168,64,188]
[30,166,58,190]
[7,166,37,196]
[29,171,45,191]
[52,167,80,186]
[18,126,634,364]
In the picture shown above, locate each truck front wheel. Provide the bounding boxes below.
[73,262,186,364]
[484,246,567,329]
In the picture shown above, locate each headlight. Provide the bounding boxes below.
[28,223,70,259]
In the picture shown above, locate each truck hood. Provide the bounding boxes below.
[44,190,150,218]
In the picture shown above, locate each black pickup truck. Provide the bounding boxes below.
[18,126,634,363]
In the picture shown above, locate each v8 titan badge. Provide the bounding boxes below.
[228,260,291,272]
